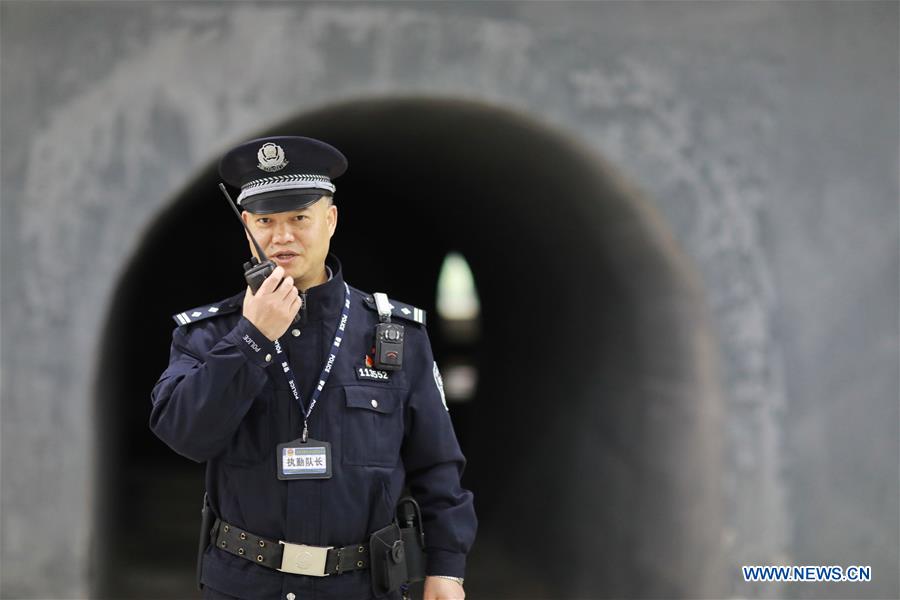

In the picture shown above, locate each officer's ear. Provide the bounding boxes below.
[240,210,259,259]
[241,209,258,227]
[326,201,338,238]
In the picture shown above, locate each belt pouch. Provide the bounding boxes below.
[197,493,215,590]
[369,522,408,596]
[396,496,426,583]
[399,526,425,583]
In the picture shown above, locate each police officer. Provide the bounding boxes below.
[150,136,476,600]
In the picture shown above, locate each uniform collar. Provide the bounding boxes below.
[302,254,345,322]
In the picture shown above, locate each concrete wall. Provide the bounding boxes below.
[2,2,897,598]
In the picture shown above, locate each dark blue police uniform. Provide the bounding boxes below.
[150,135,475,599]
[151,255,476,599]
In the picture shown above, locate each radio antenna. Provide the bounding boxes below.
[219,183,268,262]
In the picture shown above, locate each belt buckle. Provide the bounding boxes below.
[278,541,333,576]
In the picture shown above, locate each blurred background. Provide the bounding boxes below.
[1,2,897,599]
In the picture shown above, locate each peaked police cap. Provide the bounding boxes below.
[218,136,348,214]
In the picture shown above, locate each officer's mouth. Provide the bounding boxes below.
[271,251,300,265]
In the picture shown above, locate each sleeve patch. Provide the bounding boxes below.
[433,361,448,411]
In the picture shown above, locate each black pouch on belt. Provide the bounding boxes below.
[197,492,215,590]
[369,522,408,596]
[396,496,426,583]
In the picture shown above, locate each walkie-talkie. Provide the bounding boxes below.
[219,183,302,324]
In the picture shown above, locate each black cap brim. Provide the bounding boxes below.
[241,189,332,214]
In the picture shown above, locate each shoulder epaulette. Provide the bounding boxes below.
[171,298,241,327]
[361,293,427,326]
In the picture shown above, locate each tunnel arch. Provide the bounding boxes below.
[95,97,724,598]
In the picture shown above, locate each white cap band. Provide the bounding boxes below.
[236,173,336,205]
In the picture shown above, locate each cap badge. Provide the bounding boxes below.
[257,142,289,173]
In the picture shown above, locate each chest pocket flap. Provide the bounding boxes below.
[345,386,402,414]
[343,386,404,466]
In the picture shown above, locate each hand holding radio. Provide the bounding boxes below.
[220,182,304,338]
[242,266,302,341]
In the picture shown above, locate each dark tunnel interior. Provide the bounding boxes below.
[94,97,724,599]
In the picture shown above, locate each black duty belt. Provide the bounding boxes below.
[212,518,370,577]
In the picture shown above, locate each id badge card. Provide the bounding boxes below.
[276,438,332,480]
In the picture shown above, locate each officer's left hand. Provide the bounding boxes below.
[423,576,465,600]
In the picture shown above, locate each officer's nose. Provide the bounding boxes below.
[272,222,296,245]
